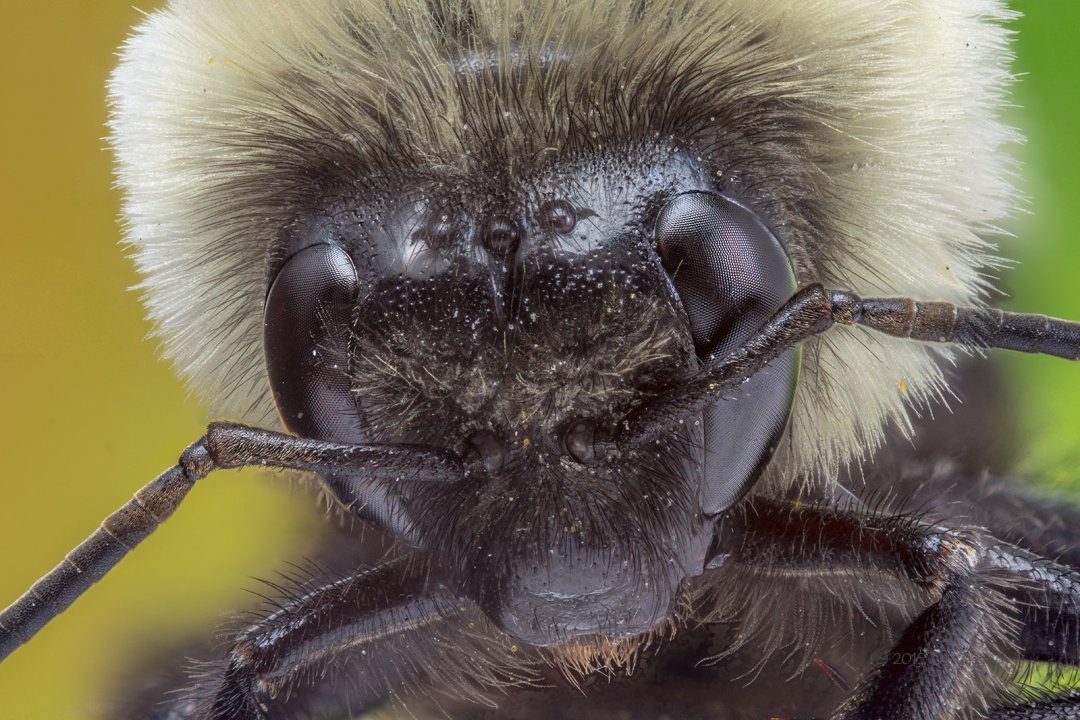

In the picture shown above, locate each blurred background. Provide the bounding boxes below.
[0,2,1077,718]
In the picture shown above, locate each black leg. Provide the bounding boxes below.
[847,450,1080,570]
[851,461,1080,667]
[988,691,1080,719]
[985,543,1080,667]
[175,556,531,720]
[712,498,1080,720]
[834,573,1005,720]
[971,486,1080,569]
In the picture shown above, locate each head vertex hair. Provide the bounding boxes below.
[110,0,1019,484]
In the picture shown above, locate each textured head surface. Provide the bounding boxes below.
[110,0,1017,485]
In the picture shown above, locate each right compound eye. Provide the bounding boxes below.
[655,192,796,360]
[654,192,799,515]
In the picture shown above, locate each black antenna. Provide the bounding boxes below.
[0,424,462,662]
[829,290,1080,360]
[619,285,1080,448]
[4,284,1079,663]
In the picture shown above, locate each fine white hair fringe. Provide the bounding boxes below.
[110,0,1018,490]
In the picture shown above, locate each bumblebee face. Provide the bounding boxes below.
[107,0,1021,494]
[2,1,1080,716]
[107,0,1003,649]
[260,139,802,643]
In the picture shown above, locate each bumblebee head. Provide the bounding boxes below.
[112,0,1017,502]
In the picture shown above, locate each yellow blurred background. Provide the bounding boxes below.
[0,2,1077,718]
[0,6,325,718]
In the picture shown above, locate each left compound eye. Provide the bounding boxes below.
[264,244,363,444]
[655,192,799,514]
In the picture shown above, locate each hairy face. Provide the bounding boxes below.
[157,0,1013,648]
[112,0,1018,495]
[267,143,725,645]
[335,144,704,444]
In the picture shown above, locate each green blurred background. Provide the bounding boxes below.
[0,2,1077,718]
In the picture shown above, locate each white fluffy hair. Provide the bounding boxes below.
[110,0,1017,485]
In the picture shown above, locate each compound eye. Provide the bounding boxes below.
[655,192,796,359]
[654,192,799,514]
[264,244,363,443]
